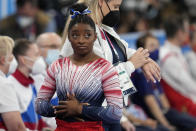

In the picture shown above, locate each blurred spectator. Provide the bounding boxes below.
[185,30,196,80]
[159,17,196,117]
[132,33,196,131]
[0,0,56,40]
[34,32,62,129]
[8,39,48,130]
[0,36,26,131]
[36,32,61,67]
[0,0,16,19]
[34,32,62,88]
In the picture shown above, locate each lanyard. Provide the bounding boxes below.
[103,31,120,64]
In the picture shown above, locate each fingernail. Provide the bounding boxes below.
[154,80,156,83]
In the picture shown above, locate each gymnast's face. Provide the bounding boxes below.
[68,23,97,56]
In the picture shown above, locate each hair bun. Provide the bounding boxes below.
[70,3,88,15]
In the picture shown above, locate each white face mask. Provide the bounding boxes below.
[7,57,18,76]
[24,56,47,76]
[17,16,34,28]
[32,57,47,75]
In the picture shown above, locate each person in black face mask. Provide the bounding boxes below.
[60,1,161,131]
[61,0,161,85]
[99,0,120,27]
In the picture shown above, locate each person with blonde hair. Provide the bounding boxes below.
[7,39,49,130]
[61,0,160,93]
[60,0,160,130]
[0,36,26,131]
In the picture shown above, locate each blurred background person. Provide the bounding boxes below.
[0,0,56,41]
[36,32,62,67]
[34,32,62,129]
[160,17,196,118]
[35,32,62,92]
[0,36,26,131]
[132,33,196,131]
[35,32,62,91]
[8,39,50,130]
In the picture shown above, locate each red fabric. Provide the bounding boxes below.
[24,122,37,130]
[0,122,7,130]
[55,119,104,131]
[161,79,196,117]
[12,69,34,87]
[24,120,47,131]
[38,119,48,130]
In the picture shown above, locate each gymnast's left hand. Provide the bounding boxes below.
[53,94,83,117]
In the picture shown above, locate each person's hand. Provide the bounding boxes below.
[129,48,150,69]
[53,94,83,117]
[121,120,136,131]
[142,58,161,83]
[143,119,157,129]
[164,124,176,131]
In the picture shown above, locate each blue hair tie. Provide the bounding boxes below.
[71,8,91,19]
